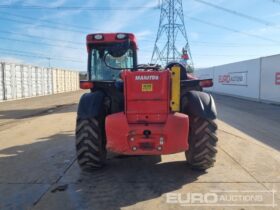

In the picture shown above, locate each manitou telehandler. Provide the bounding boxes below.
[76,33,218,171]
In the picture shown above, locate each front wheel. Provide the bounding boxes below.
[75,118,106,171]
[186,116,218,170]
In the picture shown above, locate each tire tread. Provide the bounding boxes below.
[75,118,106,171]
[186,117,218,170]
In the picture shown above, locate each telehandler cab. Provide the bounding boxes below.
[76,33,218,171]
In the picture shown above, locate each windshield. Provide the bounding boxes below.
[90,47,134,81]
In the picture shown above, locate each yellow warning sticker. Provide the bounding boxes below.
[142,84,153,92]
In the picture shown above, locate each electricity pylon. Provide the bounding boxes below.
[151,0,194,68]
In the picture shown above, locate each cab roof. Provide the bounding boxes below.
[86,33,138,50]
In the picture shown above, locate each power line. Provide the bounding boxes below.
[1,11,96,32]
[5,3,275,48]
[192,53,261,57]
[193,0,275,27]
[0,51,55,62]
[0,16,87,34]
[189,40,280,47]
[190,40,279,46]
[186,16,280,44]
[0,5,158,10]
[0,30,83,46]
[5,31,275,53]
[0,48,84,63]
[141,38,279,47]
[271,0,280,4]
[188,43,277,48]
[0,36,82,50]
[142,49,263,57]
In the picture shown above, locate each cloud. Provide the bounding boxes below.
[190,32,200,40]
[40,0,90,21]
[1,0,13,4]
[231,25,280,43]
[0,56,24,64]
[135,30,152,40]
[47,0,67,7]
[185,0,227,16]
[253,25,280,36]
[93,0,158,32]
[10,0,66,6]
[7,0,99,70]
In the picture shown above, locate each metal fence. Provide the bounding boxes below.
[0,62,80,102]
[194,54,280,104]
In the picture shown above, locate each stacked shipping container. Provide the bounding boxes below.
[0,62,80,102]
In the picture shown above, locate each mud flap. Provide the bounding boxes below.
[181,91,217,120]
[77,91,105,119]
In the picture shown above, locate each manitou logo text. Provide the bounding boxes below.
[135,75,159,81]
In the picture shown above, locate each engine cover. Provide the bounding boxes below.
[123,70,170,123]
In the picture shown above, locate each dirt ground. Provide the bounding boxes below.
[0,91,279,210]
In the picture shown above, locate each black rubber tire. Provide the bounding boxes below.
[75,118,106,171]
[186,116,218,170]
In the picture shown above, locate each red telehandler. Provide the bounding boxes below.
[76,33,218,171]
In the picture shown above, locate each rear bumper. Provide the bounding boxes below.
[105,112,189,155]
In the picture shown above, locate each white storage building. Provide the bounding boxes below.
[0,62,80,102]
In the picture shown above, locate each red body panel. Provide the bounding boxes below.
[106,112,189,155]
[123,71,170,123]
[105,70,190,155]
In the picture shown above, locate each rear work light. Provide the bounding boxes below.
[80,81,94,89]
[93,34,103,40]
[199,79,213,88]
[116,33,127,40]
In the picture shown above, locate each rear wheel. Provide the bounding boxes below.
[75,118,106,171]
[186,116,218,170]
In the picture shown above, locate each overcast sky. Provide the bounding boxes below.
[0,0,280,71]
